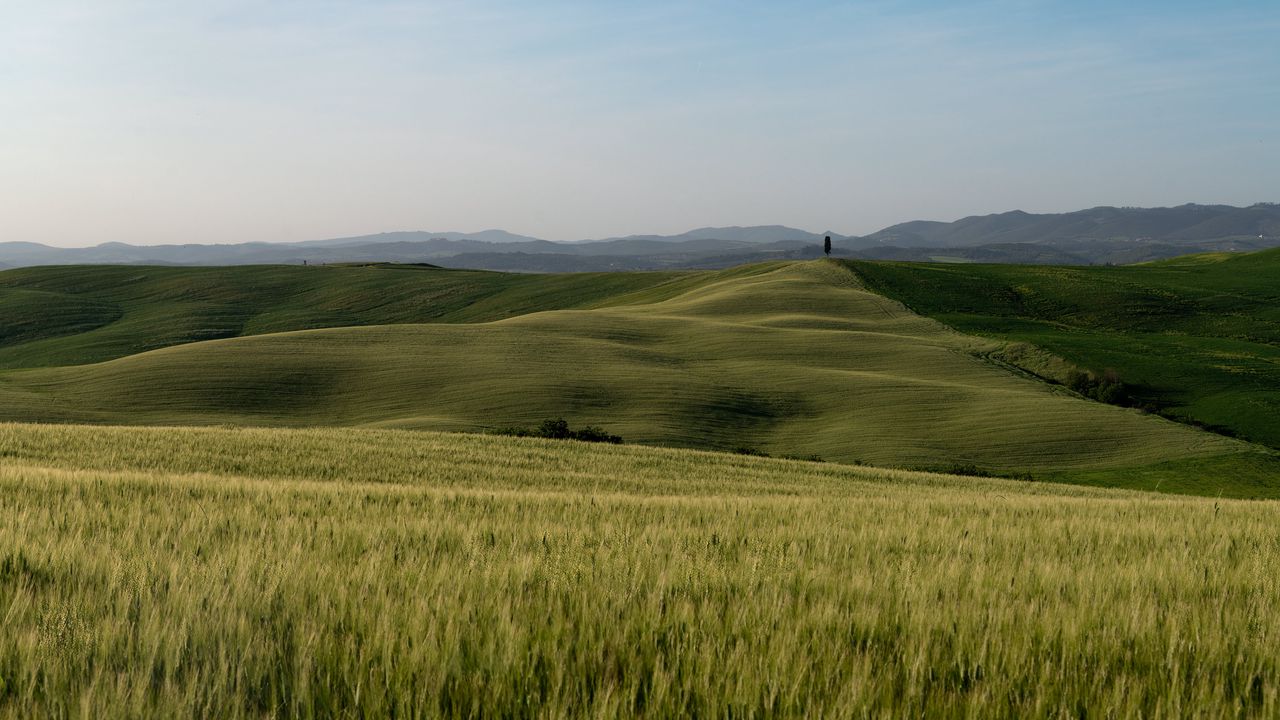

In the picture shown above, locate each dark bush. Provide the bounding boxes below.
[494,418,622,444]
[568,425,623,444]
[942,463,995,478]
[1064,367,1131,406]
[1065,368,1091,394]
[536,418,571,440]
[491,426,532,438]
[928,464,1033,481]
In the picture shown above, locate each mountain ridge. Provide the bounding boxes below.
[3,203,1277,270]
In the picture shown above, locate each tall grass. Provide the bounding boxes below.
[1,423,1277,717]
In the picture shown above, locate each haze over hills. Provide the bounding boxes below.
[592,225,839,245]
[295,229,550,247]
[864,203,1280,247]
[2,204,1277,271]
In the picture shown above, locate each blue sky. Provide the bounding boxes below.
[2,0,1277,245]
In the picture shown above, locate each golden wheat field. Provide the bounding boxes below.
[0,423,1276,718]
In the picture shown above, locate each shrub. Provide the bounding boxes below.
[1063,367,1131,406]
[490,426,532,438]
[536,418,572,440]
[568,425,623,444]
[781,454,825,463]
[495,419,622,444]
[941,463,995,478]
[928,464,1033,481]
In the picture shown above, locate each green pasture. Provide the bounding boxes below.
[0,263,697,369]
[846,249,1280,447]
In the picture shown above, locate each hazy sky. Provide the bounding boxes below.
[3,0,1278,246]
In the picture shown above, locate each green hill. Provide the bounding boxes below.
[0,264,698,369]
[1,422,1277,716]
[2,260,1267,495]
[846,249,1280,448]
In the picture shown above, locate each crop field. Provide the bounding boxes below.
[2,260,1270,496]
[0,422,1276,717]
[847,249,1280,448]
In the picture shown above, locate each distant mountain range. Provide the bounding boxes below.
[3,204,1277,271]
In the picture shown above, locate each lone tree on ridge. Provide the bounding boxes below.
[823,235,832,257]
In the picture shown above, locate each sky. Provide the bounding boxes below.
[2,0,1278,246]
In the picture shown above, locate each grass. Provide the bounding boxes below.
[845,249,1280,448]
[1,261,1263,495]
[0,264,695,369]
[0,422,1277,717]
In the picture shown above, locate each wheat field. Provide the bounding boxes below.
[1,423,1276,717]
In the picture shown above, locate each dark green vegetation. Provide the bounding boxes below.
[847,250,1280,450]
[495,417,623,444]
[1,423,1278,717]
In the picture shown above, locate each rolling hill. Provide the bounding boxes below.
[0,259,1268,495]
[847,248,1280,450]
[0,264,692,369]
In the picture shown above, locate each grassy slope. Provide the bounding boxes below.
[0,264,698,369]
[0,261,1256,491]
[1,423,1277,717]
[846,250,1280,447]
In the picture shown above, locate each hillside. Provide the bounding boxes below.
[847,249,1280,449]
[0,264,693,369]
[1,422,1277,716]
[0,260,1266,494]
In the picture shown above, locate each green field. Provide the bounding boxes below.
[2,260,1269,495]
[847,250,1280,448]
[0,264,695,370]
